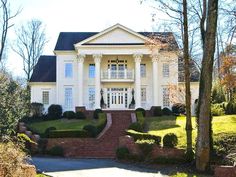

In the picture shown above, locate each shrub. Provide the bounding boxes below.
[153,106,162,116]
[44,127,57,138]
[172,103,186,115]
[97,113,107,134]
[136,111,145,128]
[63,111,76,119]
[30,102,44,116]
[126,130,161,145]
[128,122,143,132]
[76,111,86,119]
[83,125,97,137]
[136,139,155,155]
[163,133,178,148]
[47,146,64,156]
[135,108,146,117]
[20,115,44,124]
[48,129,90,138]
[211,104,225,116]
[47,104,62,119]
[116,147,130,159]
[93,109,103,119]
[162,107,172,115]
[225,101,236,115]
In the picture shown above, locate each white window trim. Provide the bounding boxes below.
[42,91,49,105]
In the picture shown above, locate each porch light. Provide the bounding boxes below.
[100,89,104,95]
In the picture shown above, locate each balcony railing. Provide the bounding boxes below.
[101,69,134,81]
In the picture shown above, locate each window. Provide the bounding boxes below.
[88,88,95,108]
[42,91,49,105]
[141,64,146,77]
[141,88,146,102]
[65,63,73,78]
[89,64,95,78]
[163,63,169,77]
[163,87,170,107]
[65,88,73,109]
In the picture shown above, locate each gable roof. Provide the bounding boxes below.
[54,32,178,51]
[30,55,56,82]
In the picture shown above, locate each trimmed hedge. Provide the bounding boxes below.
[135,108,146,117]
[83,125,97,137]
[128,122,143,132]
[163,133,178,148]
[211,104,225,116]
[97,113,107,134]
[76,111,86,119]
[126,130,161,145]
[44,127,57,138]
[48,129,90,138]
[162,107,172,115]
[153,106,162,116]
[136,111,145,128]
[47,104,62,119]
[225,101,236,115]
[63,111,76,119]
[93,109,103,119]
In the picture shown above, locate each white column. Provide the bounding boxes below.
[151,54,159,106]
[93,54,102,109]
[77,54,85,106]
[133,53,142,108]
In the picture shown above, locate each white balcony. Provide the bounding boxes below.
[101,69,134,82]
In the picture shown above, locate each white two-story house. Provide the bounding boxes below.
[29,24,199,112]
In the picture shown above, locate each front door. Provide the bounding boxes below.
[107,88,128,109]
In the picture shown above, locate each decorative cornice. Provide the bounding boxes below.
[77,54,85,63]
[151,54,159,62]
[133,53,143,63]
[93,54,102,63]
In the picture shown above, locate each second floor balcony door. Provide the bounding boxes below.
[110,60,126,79]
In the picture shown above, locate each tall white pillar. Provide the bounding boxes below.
[77,54,85,106]
[151,54,159,106]
[133,53,142,109]
[93,54,102,109]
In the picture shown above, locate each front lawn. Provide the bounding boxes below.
[146,115,236,148]
[27,119,98,135]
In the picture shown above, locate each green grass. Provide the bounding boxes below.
[169,172,211,177]
[146,115,236,148]
[27,119,98,134]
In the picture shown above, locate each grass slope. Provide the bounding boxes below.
[146,115,236,148]
[27,119,97,134]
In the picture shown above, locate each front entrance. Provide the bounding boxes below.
[107,88,128,109]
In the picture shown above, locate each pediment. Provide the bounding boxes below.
[75,24,149,46]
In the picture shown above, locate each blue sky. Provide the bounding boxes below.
[7,0,166,76]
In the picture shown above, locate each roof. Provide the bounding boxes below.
[54,32,178,51]
[30,55,56,82]
[178,57,200,82]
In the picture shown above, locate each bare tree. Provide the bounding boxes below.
[0,0,20,63]
[196,0,219,171]
[12,19,47,81]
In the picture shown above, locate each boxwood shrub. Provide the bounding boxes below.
[126,130,161,145]
[136,111,145,128]
[83,125,97,137]
[153,106,162,116]
[97,113,107,134]
[172,103,185,115]
[44,127,57,138]
[211,104,225,116]
[116,147,130,159]
[48,129,90,138]
[135,108,146,117]
[163,133,178,148]
[63,111,76,119]
[76,111,86,119]
[135,139,155,155]
[162,107,172,115]
[128,122,143,132]
[93,109,103,119]
[47,104,62,120]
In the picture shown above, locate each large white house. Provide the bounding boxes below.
[29,24,199,112]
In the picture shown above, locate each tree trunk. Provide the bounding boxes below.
[183,0,193,154]
[196,0,218,172]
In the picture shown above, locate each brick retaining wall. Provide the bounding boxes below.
[214,166,236,177]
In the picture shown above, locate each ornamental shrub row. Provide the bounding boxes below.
[48,129,90,138]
